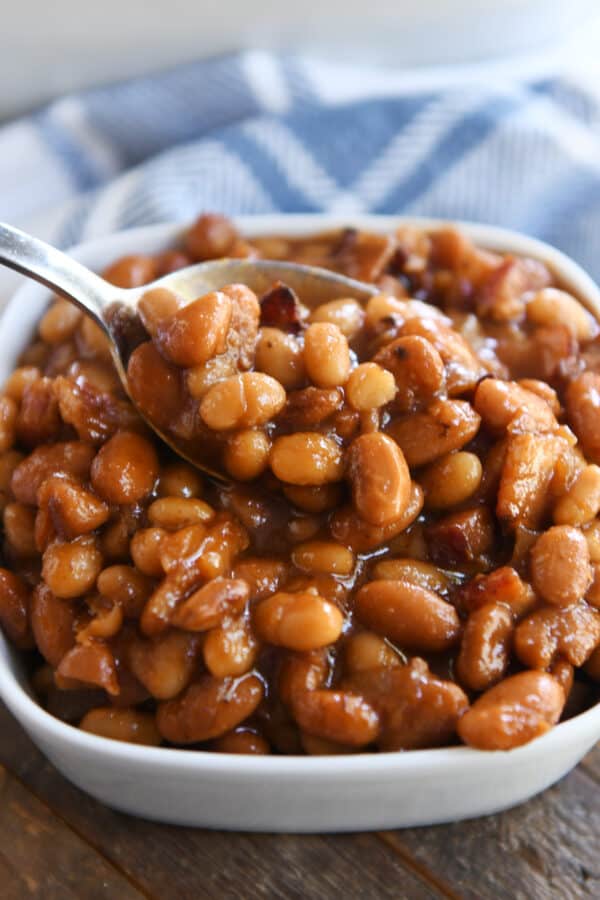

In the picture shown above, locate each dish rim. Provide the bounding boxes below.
[1,211,600,776]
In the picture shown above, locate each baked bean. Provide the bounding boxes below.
[155,291,233,367]
[99,506,142,563]
[103,254,156,288]
[283,483,343,513]
[586,646,600,681]
[0,450,22,515]
[97,565,154,618]
[458,566,536,619]
[388,399,480,467]
[142,518,248,636]
[185,354,237,399]
[474,378,557,435]
[343,632,402,673]
[171,578,249,631]
[0,395,17,452]
[19,339,49,368]
[203,615,259,678]
[518,379,561,416]
[303,323,350,388]
[364,292,408,330]
[3,502,37,557]
[280,386,344,429]
[355,580,461,651]
[347,432,411,526]
[76,601,123,642]
[147,497,214,530]
[232,557,288,601]
[371,558,452,596]
[57,642,119,695]
[457,671,565,751]
[309,298,365,339]
[551,658,574,698]
[137,287,185,337]
[127,342,184,431]
[497,433,561,530]
[292,689,380,747]
[586,563,600,609]
[286,514,323,546]
[39,299,82,344]
[530,525,592,606]
[0,569,32,648]
[254,591,343,651]
[526,288,596,341]
[42,536,103,599]
[549,442,585,501]
[584,520,600,563]
[345,363,397,411]
[566,372,600,463]
[159,516,245,583]
[184,212,238,260]
[291,540,355,576]
[3,366,40,401]
[330,482,424,553]
[278,649,329,707]
[374,335,445,412]
[130,527,166,577]
[224,429,271,481]
[514,602,600,668]
[270,433,344,485]
[91,431,159,504]
[68,359,121,395]
[343,659,468,751]
[155,250,192,276]
[11,441,94,505]
[80,707,161,745]
[156,673,263,744]
[455,602,513,691]
[211,729,270,754]
[76,316,113,361]
[37,475,109,539]
[553,465,600,526]
[30,584,76,666]
[157,462,203,499]
[200,372,285,430]
[400,317,483,395]
[420,451,482,510]
[127,631,200,699]
[255,328,305,389]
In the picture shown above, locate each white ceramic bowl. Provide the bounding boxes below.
[1,214,600,832]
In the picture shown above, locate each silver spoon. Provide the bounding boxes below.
[0,222,376,479]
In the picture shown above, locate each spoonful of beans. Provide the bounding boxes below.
[0,221,378,481]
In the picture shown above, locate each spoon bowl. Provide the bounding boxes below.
[0,223,376,477]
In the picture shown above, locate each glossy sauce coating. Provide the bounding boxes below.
[1,212,600,755]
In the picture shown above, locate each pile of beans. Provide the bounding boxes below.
[1,212,600,755]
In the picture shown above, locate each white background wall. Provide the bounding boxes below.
[2,0,599,119]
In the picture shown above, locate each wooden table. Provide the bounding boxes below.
[0,704,598,899]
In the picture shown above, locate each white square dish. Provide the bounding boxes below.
[1,214,599,832]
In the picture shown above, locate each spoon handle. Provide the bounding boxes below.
[0,222,114,323]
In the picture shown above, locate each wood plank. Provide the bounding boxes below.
[0,704,442,900]
[0,764,144,900]
[383,765,600,900]
[581,744,600,783]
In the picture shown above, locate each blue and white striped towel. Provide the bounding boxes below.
[1,51,600,278]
